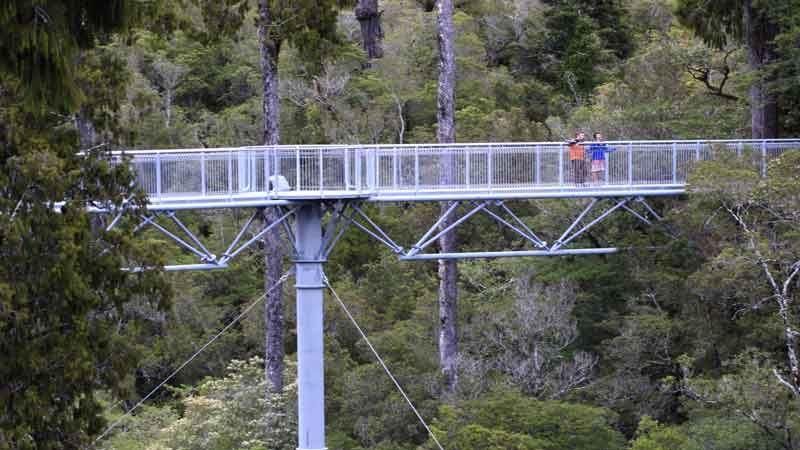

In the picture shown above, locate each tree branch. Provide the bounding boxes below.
[774,368,800,396]
[686,54,740,102]
[783,261,800,298]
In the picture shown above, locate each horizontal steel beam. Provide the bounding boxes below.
[367,188,686,202]
[399,248,619,260]
[163,263,230,271]
[123,263,230,272]
[143,199,296,211]
[127,189,687,212]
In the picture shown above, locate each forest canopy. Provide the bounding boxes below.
[1,1,800,450]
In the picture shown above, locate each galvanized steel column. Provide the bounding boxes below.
[294,203,326,450]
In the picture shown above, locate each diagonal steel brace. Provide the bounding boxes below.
[550,198,629,252]
[479,201,547,248]
[135,213,216,262]
[406,201,488,257]
[318,202,350,258]
[218,207,296,264]
[341,209,403,255]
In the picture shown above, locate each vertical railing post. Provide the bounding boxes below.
[672,142,678,184]
[487,146,493,191]
[296,146,301,192]
[356,148,362,193]
[737,142,743,158]
[319,147,324,194]
[535,145,541,185]
[264,148,270,197]
[627,143,633,185]
[695,141,701,162]
[393,147,398,190]
[558,143,564,185]
[414,146,420,193]
[249,150,255,192]
[227,150,233,197]
[200,152,206,196]
[761,140,767,177]
[344,148,350,191]
[367,147,375,192]
[465,147,471,188]
[155,152,162,201]
[252,150,257,191]
[273,147,279,190]
[237,149,249,192]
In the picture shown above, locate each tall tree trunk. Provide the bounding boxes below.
[259,3,281,146]
[355,0,383,59]
[258,0,286,394]
[743,0,778,138]
[263,207,286,393]
[435,0,458,392]
[75,114,96,148]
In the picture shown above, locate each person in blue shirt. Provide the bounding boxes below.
[588,132,616,185]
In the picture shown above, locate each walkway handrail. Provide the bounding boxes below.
[106,138,800,155]
[111,139,800,208]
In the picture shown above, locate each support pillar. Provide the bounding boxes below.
[294,203,326,450]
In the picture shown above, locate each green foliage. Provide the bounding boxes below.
[0,71,171,450]
[629,416,691,450]
[675,0,747,49]
[769,1,800,135]
[631,392,788,449]
[6,0,800,449]
[428,391,625,450]
[104,357,297,450]
[567,27,747,139]
[0,0,157,112]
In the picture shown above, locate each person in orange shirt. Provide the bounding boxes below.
[567,132,587,186]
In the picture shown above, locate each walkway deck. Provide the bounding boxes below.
[118,139,800,210]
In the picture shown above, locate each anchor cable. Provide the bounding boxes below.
[88,269,294,449]
[322,273,446,450]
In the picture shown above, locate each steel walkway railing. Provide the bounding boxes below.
[114,139,800,209]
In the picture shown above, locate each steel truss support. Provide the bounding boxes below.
[342,197,666,259]
[124,207,297,271]
[549,196,665,253]
[113,196,667,269]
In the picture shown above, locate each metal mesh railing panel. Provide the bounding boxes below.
[114,140,800,203]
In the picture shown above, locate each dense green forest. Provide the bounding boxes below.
[2,0,800,449]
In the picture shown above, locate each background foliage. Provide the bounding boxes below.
[2,0,800,449]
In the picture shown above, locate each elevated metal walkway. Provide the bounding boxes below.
[121,139,800,210]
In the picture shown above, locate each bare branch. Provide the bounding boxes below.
[773,368,800,396]
[686,53,740,102]
[783,261,800,298]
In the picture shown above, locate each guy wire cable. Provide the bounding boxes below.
[87,269,293,449]
[322,272,446,450]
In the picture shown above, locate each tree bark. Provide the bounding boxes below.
[436,0,456,145]
[263,207,286,393]
[743,0,778,138]
[75,114,96,148]
[435,0,458,392]
[356,0,383,59]
[259,1,281,147]
[258,0,285,394]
